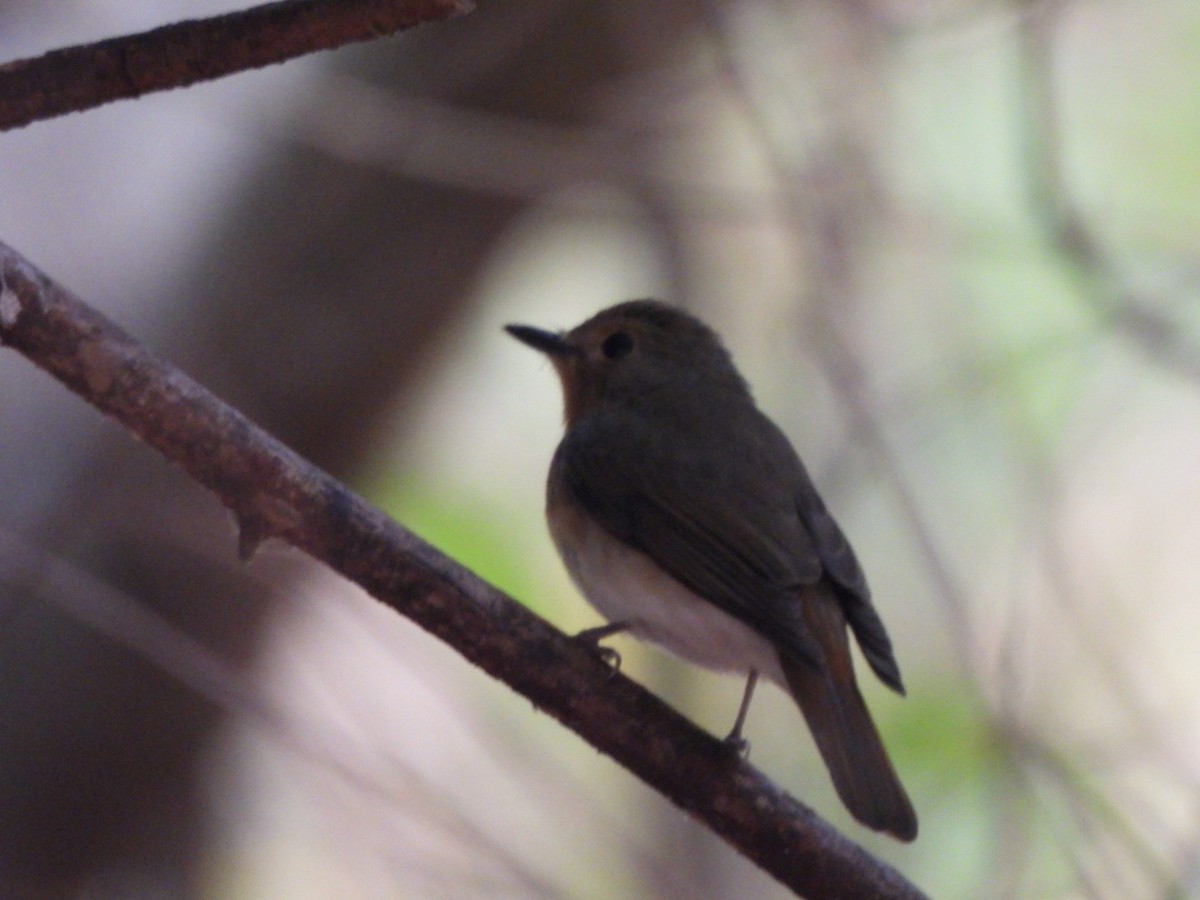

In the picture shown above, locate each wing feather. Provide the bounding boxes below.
[555,404,824,664]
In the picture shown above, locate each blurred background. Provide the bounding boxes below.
[1,0,1199,897]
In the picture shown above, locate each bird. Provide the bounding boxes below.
[506,299,917,841]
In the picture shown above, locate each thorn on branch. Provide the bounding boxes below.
[233,493,302,561]
[0,273,20,331]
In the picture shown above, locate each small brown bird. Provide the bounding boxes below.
[506,299,917,841]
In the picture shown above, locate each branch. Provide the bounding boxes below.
[1017,0,1200,384]
[0,240,925,899]
[0,0,472,132]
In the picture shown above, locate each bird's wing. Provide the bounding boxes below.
[795,476,905,693]
[554,406,826,665]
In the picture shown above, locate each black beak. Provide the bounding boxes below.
[505,324,578,357]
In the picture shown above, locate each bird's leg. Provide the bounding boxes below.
[574,621,630,672]
[723,670,759,757]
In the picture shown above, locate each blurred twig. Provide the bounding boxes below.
[698,1,979,676]
[0,242,925,898]
[0,529,563,898]
[0,0,472,132]
[275,71,782,225]
[1018,0,1200,383]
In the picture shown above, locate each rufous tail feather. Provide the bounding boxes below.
[782,589,917,841]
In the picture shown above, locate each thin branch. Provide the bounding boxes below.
[0,241,925,898]
[0,0,472,132]
[0,529,565,898]
[697,1,980,675]
[1017,0,1200,383]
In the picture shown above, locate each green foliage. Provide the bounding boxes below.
[368,472,555,619]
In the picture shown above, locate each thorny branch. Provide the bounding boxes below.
[0,241,925,899]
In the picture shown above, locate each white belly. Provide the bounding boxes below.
[550,507,785,686]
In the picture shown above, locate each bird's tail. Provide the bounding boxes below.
[781,592,917,841]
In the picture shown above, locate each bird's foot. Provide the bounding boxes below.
[574,622,630,675]
[722,730,751,759]
[721,670,759,759]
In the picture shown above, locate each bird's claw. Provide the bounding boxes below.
[573,622,629,677]
[722,732,751,760]
[574,632,622,676]
[594,644,622,674]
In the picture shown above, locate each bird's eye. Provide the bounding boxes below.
[601,331,633,360]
